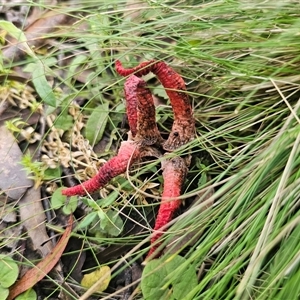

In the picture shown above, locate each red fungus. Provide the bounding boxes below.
[61,141,140,196]
[147,156,188,258]
[116,60,195,150]
[124,75,163,146]
[62,75,162,197]
[62,60,194,259]
[123,75,138,137]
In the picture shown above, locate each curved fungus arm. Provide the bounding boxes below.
[123,75,139,137]
[124,75,163,146]
[116,60,191,120]
[147,156,188,258]
[116,60,195,151]
[62,141,140,196]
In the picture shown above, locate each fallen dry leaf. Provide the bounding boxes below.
[0,125,33,199]
[19,187,53,257]
[8,215,73,300]
[81,266,111,293]
[2,10,75,62]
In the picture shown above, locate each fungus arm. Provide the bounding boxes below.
[124,75,163,145]
[116,60,195,150]
[62,141,140,196]
[147,156,188,257]
[116,60,191,119]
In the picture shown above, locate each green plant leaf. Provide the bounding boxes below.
[0,254,19,288]
[15,288,37,300]
[85,102,109,146]
[141,255,198,300]
[66,54,88,82]
[5,117,27,133]
[32,63,57,107]
[0,286,9,299]
[54,113,74,131]
[62,196,78,214]
[0,20,34,57]
[77,211,98,230]
[100,209,124,237]
[43,167,61,180]
[98,190,119,207]
[0,58,3,73]
[81,197,99,210]
[114,177,134,192]
[153,84,168,99]
[51,187,77,214]
[97,209,106,222]
[51,187,68,209]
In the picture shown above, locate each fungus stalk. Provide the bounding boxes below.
[147,156,188,257]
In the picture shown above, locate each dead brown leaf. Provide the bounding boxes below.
[8,215,73,300]
[19,187,53,257]
[0,125,33,199]
[3,9,75,62]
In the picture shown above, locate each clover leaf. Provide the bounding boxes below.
[141,255,198,300]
